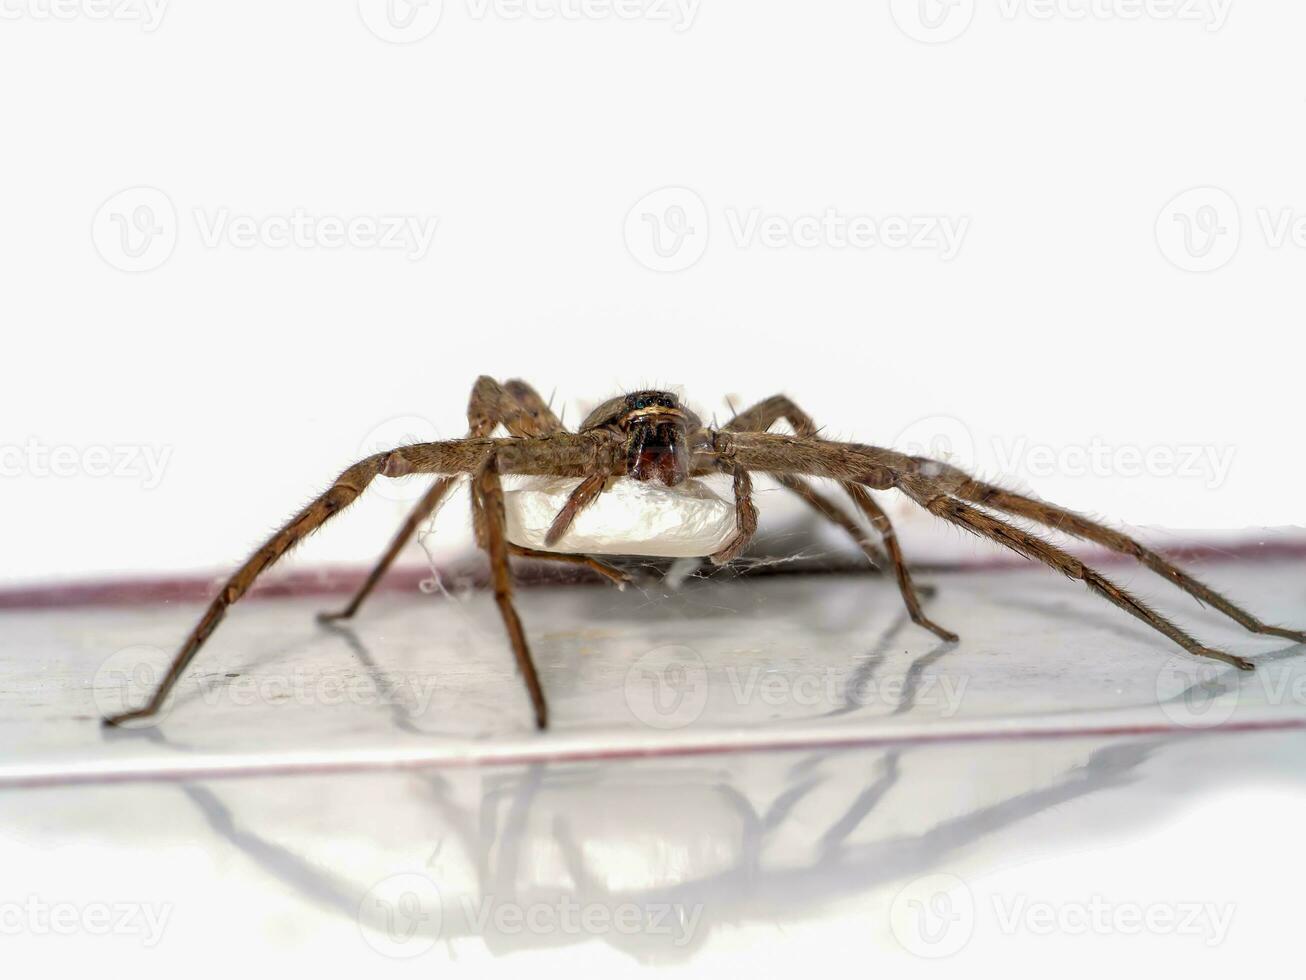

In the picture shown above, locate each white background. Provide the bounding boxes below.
[4,0,1304,585]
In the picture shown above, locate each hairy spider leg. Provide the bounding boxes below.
[724,395,954,641]
[103,431,611,727]
[474,451,549,729]
[320,377,627,623]
[722,430,1280,671]
[916,458,1306,645]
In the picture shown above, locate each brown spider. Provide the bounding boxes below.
[103,377,1305,730]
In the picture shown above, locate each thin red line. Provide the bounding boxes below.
[3,539,1304,611]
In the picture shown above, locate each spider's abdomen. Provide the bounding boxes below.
[504,476,736,558]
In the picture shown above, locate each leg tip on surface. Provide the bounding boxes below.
[914,616,960,644]
[101,710,146,729]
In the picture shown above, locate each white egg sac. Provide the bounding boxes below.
[503,476,737,557]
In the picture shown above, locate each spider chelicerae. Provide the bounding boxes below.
[103,377,1305,730]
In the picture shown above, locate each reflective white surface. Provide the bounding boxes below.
[2,559,1305,975]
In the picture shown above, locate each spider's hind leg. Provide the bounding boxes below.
[724,394,954,641]
[921,460,1306,645]
[508,545,632,590]
[842,482,957,642]
[900,480,1255,672]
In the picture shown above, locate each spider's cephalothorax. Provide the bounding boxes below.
[582,389,699,487]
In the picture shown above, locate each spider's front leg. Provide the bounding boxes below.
[723,396,956,641]
[466,428,631,729]
[709,464,759,565]
[102,441,488,727]
[103,432,607,728]
[473,451,550,729]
